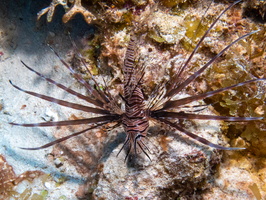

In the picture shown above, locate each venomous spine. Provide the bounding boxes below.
[9,0,265,160]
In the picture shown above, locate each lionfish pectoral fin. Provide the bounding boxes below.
[9,115,117,127]
[165,0,243,97]
[67,33,111,104]
[19,122,109,150]
[9,80,110,115]
[157,118,245,150]
[48,45,109,104]
[20,60,104,107]
[162,78,266,110]
[152,111,264,121]
[164,30,259,101]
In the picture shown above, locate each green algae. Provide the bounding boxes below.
[148,30,167,43]
[181,14,212,51]
[58,195,67,200]
[55,176,68,187]
[161,0,184,8]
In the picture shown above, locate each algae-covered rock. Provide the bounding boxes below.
[2,0,265,199]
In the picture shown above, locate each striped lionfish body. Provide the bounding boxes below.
[9,0,265,161]
[122,35,150,159]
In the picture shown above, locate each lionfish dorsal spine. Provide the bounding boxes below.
[123,33,138,90]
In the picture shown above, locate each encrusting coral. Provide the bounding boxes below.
[0,154,47,199]
[38,0,96,24]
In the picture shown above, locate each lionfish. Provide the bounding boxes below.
[9,0,265,161]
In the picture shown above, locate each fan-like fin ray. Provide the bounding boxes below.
[162,78,266,110]
[10,115,118,127]
[9,80,110,115]
[20,122,110,150]
[48,46,109,104]
[166,0,242,95]
[68,34,112,104]
[20,60,103,107]
[152,111,263,121]
[157,118,245,150]
[165,30,258,99]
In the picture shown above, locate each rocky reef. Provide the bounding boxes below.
[1,0,265,199]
